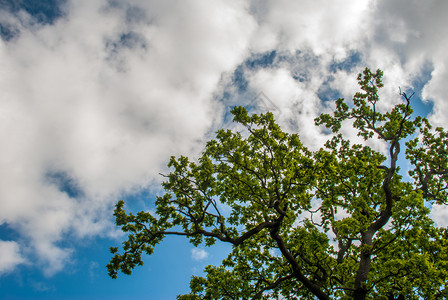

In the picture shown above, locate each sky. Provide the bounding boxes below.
[0,0,447,299]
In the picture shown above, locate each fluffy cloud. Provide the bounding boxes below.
[246,66,328,149]
[248,0,373,55]
[0,241,26,274]
[430,204,448,228]
[370,0,448,127]
[0,0,255,274]
[0,0,447,276]
[191,248,209,261]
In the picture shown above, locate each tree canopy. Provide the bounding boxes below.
[107,68,448,299]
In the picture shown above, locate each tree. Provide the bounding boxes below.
[107,68,448,299]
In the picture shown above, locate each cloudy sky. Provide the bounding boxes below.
[0,0,447,299]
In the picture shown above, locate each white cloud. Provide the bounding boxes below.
[370,0,448,127]
[249,0,373,55]
[0,0,255,275]
[430,204,448,228]
[246,66,328,149]
[422,65,448,127]
[191,248,209,261]
[0,241,26,274]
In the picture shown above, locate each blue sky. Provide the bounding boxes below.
[0,0,448,299]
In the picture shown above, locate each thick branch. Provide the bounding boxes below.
[151,220,280,246]
[269,221,330,300]
[353,98,410,298]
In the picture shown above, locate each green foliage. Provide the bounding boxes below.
[107,68,448,299]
